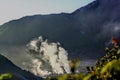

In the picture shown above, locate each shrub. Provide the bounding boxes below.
[0,73,12,80]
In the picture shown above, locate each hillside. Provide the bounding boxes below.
[0,0,120,59]
[0,54,43,80]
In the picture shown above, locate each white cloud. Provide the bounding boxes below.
[114,26,120,32]
[27,36,71,77]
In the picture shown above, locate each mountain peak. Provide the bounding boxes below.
[72,0,120,15]
[72,0,99,14]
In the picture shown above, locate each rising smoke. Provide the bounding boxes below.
[27,36,71,77]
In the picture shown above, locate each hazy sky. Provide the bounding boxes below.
[0,0,94,25]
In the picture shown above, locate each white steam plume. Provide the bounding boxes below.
[27,36,71,77]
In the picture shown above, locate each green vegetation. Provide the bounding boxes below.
[46,41,120,80]
[0,73,12,80]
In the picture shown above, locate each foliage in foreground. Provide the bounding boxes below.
[0,73,12,80]
[46,38,120,80]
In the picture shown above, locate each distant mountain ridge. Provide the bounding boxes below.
[0,0,120,59]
